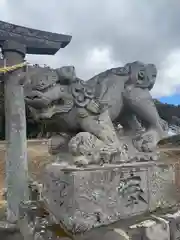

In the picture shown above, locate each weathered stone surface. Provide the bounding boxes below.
[78,228,130,240]
[0,232,23,240]
[128,215,170,240]
[79,210,180,240]
[41,161,179,234]
[0,20,72,55]
[148,164,178,211]
[123,209,180,240]
[3,40,30,222]
[163,210,180,240]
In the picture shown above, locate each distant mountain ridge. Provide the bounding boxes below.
[154,99,180,125]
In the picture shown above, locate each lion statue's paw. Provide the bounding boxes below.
[132,129,159,152]
[68,132,128,166]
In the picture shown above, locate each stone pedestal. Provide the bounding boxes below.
[128,215,170,240]
[41,161,180,235]
[163,211,180,240]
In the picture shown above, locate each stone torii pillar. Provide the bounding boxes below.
[2,41,28,223]
[0,20,71,222]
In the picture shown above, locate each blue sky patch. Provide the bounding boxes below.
[160,94,180,105]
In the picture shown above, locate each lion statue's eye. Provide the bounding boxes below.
[138,71,145,80]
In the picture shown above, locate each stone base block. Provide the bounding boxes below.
[41,161,180,234]
[128,215,170,240]
[163,210,180,240]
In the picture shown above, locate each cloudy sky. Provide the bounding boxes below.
[0,0,180,103]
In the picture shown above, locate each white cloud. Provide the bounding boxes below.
[86,48,114,68]
[152,49,180,97]
[0,0,10,20]
[82,47,122,79]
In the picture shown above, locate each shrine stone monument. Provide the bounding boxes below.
[19,57,180,239]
